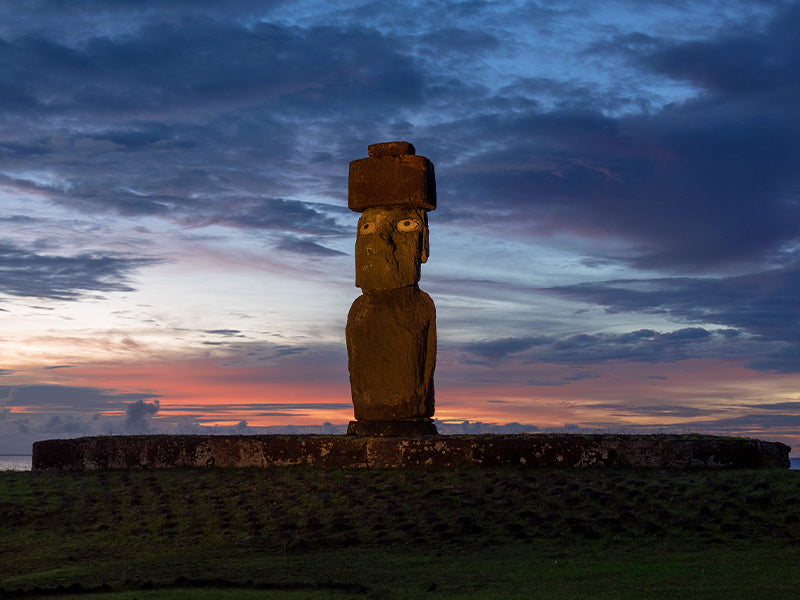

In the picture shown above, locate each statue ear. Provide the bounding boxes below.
[421,217,429,263]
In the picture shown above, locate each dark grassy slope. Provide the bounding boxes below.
[2,467,800,598]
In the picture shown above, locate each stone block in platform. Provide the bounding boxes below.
[31,433,790,471]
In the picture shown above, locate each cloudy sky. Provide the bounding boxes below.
[2,0,799,455]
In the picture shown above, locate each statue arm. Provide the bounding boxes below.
[422,293,436,413]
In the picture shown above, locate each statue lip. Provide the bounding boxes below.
[357,263,379,272]
[357,257,400,271]
[360,284,419,295]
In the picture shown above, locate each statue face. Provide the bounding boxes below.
[355,206,429,290]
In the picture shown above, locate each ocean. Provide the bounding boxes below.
[1,455,799,471]
[0,455,32,471]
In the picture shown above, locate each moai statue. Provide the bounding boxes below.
[346,141,438,436]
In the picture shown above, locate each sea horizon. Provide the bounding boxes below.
[0,455,32,471]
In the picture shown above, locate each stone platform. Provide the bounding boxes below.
[32,433,790,471]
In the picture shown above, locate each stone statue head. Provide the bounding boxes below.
[355,205,429,290]
[348,141,436,292]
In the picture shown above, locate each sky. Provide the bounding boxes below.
[1,0,799,456]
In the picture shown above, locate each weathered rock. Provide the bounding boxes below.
[31,434,791,471]
[368,141,415,157]
[347,287,436,421]
[346,420,438,437]
[346,142,438,434]
[32,435,368,470]
[348,149,436,212]
[353,206,430,290]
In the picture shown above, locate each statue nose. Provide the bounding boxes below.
[364,234,394,256]
[380,237,396,252]
[365,228,394,249]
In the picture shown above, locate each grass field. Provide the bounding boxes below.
[2,466,799,598]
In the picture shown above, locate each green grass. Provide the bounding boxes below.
[1,466,799,598]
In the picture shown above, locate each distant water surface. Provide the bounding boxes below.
[0,456,32,471]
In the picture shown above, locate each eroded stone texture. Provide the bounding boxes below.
[348,152,436,212]
[368,141,415,157]
[31,434,791,470]
[347,420,438,437]
[354,206,429,291]
[346,286,436,421]
[346,142,438,435]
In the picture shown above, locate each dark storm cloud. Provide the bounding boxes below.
[660,328,711,342]
[545,269,800,338]
[434,3,800,270]
[0,215,39,225]
[0,384,155,412]
[205,199,347,235]
[124,398,160,433]
[204,329,244,337]
[420,26,499,51]
[543,266,800,371]
[461,327,750,368]
[589,403,710,418]
[158,403,351,414]
[2,1,796,265]
[42,415,86,434]
[274,236,348,257]
[693,413,800,431]
[524,372,599,387]
[0,242,161,300]
[460,336,551,361]
[741,401,800,412]
[639,4,800,99]
[440,100,799,269]
[0,18,424,118]
[544,328,724,364]
[0,7,429,231]
[747,344,800,375]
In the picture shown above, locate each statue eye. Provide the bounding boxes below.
[359,222,376,234]
[396,219,420,232]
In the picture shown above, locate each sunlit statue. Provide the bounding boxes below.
[346,141,438,436]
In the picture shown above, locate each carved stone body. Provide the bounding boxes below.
[347,285,436,421]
